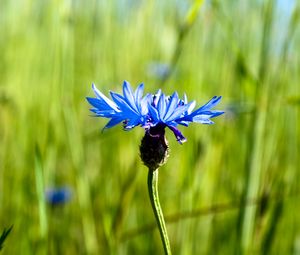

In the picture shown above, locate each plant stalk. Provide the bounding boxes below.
[147,169,172,255]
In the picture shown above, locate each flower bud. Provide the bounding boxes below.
[140,124,169,171]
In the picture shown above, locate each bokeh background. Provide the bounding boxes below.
[0,0,299,254]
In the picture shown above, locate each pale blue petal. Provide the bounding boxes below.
[210,110,225,117]
[148,103,160,123]
[86,97,115,112]
[157,93,167,119]
[110,91,138,116]
[195,96,222,113]
[153,89,162,107]
[183,93,188,104]
[92,84,119,111]
[140,94,152,115]
[134,83,144,108]
[122,81,138,112]
[166,101,195,121]
[90,109,117,117]
[186,100,196,114]
[192,115,214,124]
[164,92,179,120]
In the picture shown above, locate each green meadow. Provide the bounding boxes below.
[0,0,299,254]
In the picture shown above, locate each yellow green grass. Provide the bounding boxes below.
[0,0,299,254]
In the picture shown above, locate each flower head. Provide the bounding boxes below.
[87,81,224,144]
[147,62,171,80]
[45,187,72,206]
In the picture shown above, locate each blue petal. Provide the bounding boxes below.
[148,103,160,123]
[195,96,222,113]
[166,101,195,121]
[110,91,138,117]
[192,115,214,124]
[134,83,144,109]
[140,93,152,115]
[186,100,196,114]
[124,117,142,129]
[177,120,190,126]
[122,81,139,112]
[92,84,119,111]
[90,108,117,117]
[86,97,114,112]
[210,110,225,117]
[164,92,179,120]
[191,110,224,121]
[157,93,167,119]
[168,126,187,144]
[177,96,223,124]
[153,89,162,107]
[103,117,124,129]
[183,93,188,104]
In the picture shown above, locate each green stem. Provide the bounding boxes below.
[147,169,172,255]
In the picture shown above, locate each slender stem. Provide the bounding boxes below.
[147,169,172,255]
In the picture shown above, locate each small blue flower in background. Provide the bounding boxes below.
[87,81,224,144]
[45,187,72,206]
[147,62,171,80]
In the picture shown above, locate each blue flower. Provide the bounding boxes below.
[87,81,224,143]
[147,62,171,80]
[45,187,72,206]
[87,81,150,130]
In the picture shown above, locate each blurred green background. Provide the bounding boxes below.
[0,0,299,254]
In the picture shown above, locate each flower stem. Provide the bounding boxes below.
[147,169,172,255]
